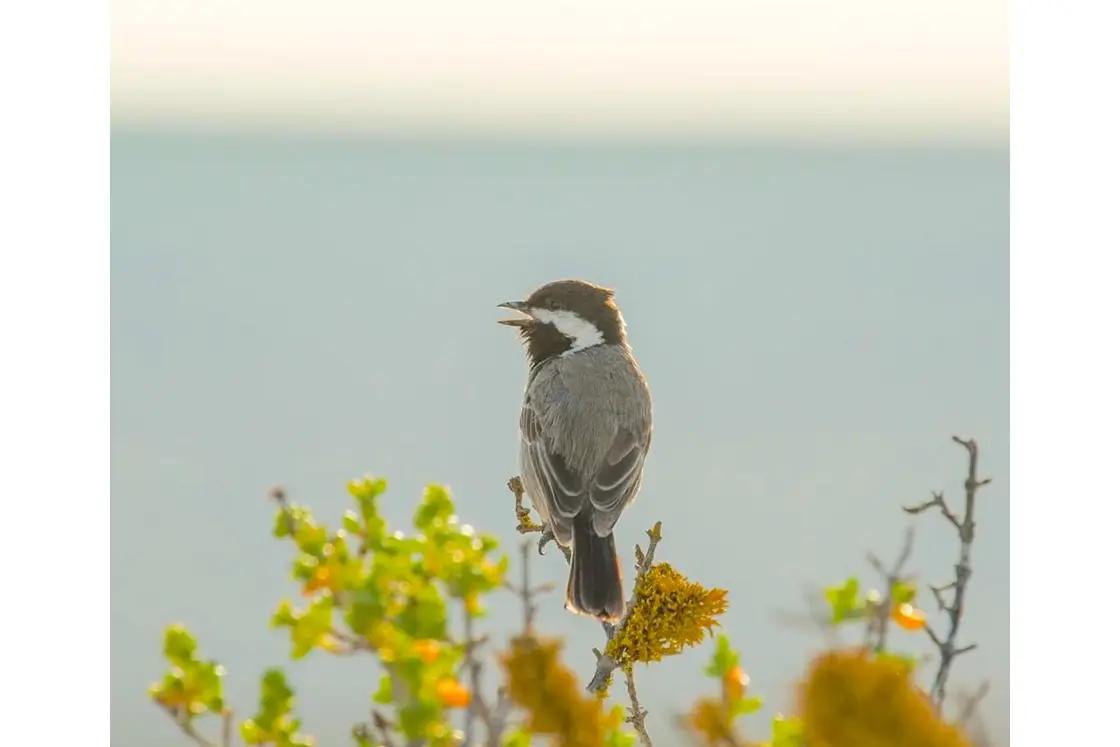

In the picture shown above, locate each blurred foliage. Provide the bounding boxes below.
[502,634,634,747]
[148,471,981,747]
[799,649,970,747]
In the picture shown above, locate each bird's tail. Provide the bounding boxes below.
[565,512,625,622]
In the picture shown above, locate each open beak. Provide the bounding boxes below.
[497,300,533,327]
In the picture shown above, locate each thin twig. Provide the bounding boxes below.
[623,665,654,747]
[903,436,991,711]
[865,527,916,653]
[462,606,503,747]
[955,679,991,727]
[586,523,662,694]
[372,710,399,747]
[220,711,232,747]
[159,704,219,747]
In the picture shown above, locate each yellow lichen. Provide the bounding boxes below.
[799,648,972,747]
[605,563,728,667]
[500,634,617,747]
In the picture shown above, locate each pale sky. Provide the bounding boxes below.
[112,0,1008,139]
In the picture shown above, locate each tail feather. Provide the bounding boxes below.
[565,512,624,622]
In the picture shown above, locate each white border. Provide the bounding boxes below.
[1013,1,1120,745]
[4,0,1117,744]
[0,0,108,744]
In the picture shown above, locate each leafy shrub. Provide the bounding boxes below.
[148,437,993,747]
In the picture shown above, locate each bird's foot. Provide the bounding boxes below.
[537,528,556,555]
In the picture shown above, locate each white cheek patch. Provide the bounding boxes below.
[532,308,604,354]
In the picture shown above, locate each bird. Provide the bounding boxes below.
[497,279,653,622]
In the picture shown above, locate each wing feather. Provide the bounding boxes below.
[588,428,648,535]
[520,362,650,542]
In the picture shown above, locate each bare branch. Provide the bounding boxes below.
[913,436,991,711]
[462,608,502,747]
[865,527,916,653]
[623,666,654,747]
[955,680,991,728]
[903,491,961,529]
[372,710,399,747]
[158,704,219,747]
[220,711,233,747]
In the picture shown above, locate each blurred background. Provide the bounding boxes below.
[111,1,1008,745]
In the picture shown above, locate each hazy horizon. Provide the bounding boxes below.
[112,0,1007,142]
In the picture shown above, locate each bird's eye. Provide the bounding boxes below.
[547,299,560,310]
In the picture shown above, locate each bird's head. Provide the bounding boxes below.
[497,279,627,364]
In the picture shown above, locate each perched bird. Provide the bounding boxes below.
[498,279,653,622]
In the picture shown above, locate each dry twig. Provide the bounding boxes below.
[158,703,229,747]
[865,527,916,653]
[462,608,503,747]
[903,436,991,711]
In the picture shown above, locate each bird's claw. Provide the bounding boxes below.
[537,528,555,555]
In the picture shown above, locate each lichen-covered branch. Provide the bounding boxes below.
[586,523,663,694]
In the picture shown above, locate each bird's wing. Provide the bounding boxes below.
[588,426,649,536]
[521,398,586,522]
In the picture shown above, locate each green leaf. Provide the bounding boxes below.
[194,662,226,712]
[347,478,372,500]
[413,484,454,532]
[346,583,387,638]
[349,475,388,502]
[260,668,295,717]
[273,509,293,538]
[342,510,363,535]
[732,696,764,718]
[163,624,198,666]
[770,714,805,747]
[605,728,638,747]
[891,580,918,605]
[372,674,395,705]
[824,577,866,624]
[502,728,533,747]
[703,634,739,678]
[271,599,298,629]
[294,521,329,557]
[240,720,265,745]
[397,584,449,640]
[398,700,441,741]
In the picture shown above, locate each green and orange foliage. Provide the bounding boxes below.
[152,478,511,746]
[240,670,316,747]
[684,635,973,747]
[273,478,506,745]
[685,635,765,746]
[148,434,990,747]
[149,624,227,718]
